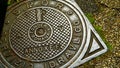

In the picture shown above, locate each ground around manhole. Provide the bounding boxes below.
[76,0,120,68]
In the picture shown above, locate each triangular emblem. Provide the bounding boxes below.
[89,38,100,53]
[82,31,105,59]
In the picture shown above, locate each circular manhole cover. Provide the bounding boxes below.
[0,0,87,68]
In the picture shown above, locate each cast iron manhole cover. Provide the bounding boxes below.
[0,0,107,68]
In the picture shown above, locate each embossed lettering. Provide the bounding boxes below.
[57,57,65,64]
[72,37,81,44]
[44,46,49,51]
[74,21,80,25]
[42,0,48,6]
[67,11,73,15]
[65,52,72,59]
[56,3,64,9]
[13,10,20,16]
[56,44,61,50]
[14,59,22,66]
[27,2,34,8]
[36,9,42,22]
[60,45,65,50]
[24,44,61,54]
[49,61,56,68]
[75,26,81,33]
[69,44,77,51]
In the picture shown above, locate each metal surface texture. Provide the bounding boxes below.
[0,0,107,68]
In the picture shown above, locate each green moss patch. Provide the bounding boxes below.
[86,13,113,51]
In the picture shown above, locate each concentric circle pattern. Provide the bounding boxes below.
[10,7,72,62]
[1,1,85,67]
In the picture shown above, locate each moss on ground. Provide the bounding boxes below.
[86,13,113,51]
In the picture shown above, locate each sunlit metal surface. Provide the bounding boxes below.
[0,0,107,68]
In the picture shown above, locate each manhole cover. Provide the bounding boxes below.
[0,0,107,68]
